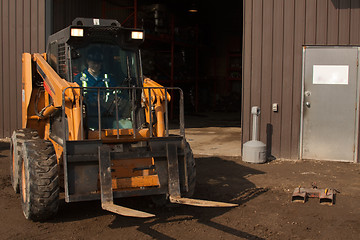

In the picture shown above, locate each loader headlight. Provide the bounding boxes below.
[131,31,143,40]
[71,28,84,37]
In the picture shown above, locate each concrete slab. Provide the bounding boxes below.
[186,127,241,157]
[174,112,242,157]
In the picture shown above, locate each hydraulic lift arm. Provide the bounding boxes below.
[142,77,171,137]
[22,53,82,140]
[32,53,78,108]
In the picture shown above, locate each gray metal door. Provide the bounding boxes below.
[301,47,359,162]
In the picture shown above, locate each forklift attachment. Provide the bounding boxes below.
[291,188,307,203]
[99,146,155,218]
[291,187,336,205]
[319,189,335,205]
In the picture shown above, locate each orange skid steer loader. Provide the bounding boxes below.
[10,18,236,221]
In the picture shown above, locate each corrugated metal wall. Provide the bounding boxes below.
[0,0,46,138]
[242,0,360,159]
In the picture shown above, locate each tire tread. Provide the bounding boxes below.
[10,129,39,193]
[21,140,59,221]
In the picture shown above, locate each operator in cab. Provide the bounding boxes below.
[74,46,114,130]
[74,46,112,89]
[74,45,131,130]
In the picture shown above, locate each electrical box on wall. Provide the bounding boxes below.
[272,103,278,112]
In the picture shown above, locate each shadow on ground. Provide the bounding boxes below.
[11,152,264,238]
[105,157,266,240]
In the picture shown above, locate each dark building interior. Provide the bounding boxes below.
[52,0,243,116]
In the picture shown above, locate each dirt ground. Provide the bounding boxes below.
[0,113,360,240]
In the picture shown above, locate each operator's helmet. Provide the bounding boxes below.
[87,46,104,63]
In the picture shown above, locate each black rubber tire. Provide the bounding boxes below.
[20,140,59,221]
[181,141,196,198]
[10,129,39,193]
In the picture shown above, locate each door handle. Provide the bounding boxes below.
[305,102,311,108]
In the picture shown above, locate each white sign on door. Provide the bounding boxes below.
[313,65,349,85]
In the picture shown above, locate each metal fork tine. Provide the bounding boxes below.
[165,88,169,137]
[97,88,101,139]
[80,87,84,140]
[115,89,120,139]
[131,88,136,138]
[148,88,153,138]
